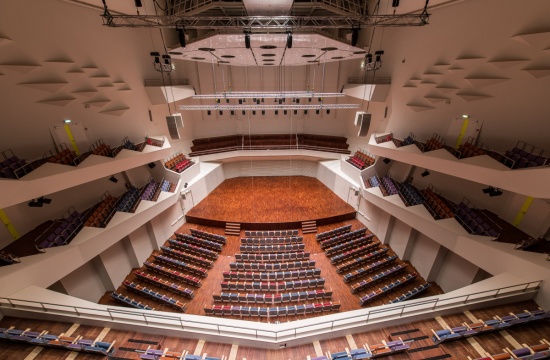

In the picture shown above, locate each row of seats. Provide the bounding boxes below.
[134,270,195,299]
[160,179,176,193]
[469,339,550,360]
[165,153,194,173]
[241,236,302,245]
[342,252,395,282]
[190,228,227,244]
[325,235,373,256]
[421,187,455,220]
[35,210,87,249]
[90,140,112,157]
[222,268,321,281]
[212,290,332,304]
[424,134,445,152]
[235,251,310,262]
[350,264,408,294]
[458,141,487,159]
[153,254,208,278]
[144,261,203,287]
[111,291,153,310]
[367,175,381,188]
[220,278,325,291]
[456,202,500,237]
[204,302,341,317]
[330,242,380,265]
[0,152,33,179]
[145,136,165,147]
[0,326,116,356]
[123,280,187,311]
[313,338,413,360]
[122,137,138,151]
[140,346,223,360]
[116,187,142,213]
[381,176,399,196]
[500,142,548,169]
[245,229,299,237]
[141,180,160,201]
[347,150,376,170]
[431,308,549,344]
[0,250,19,267]
[397,181,424,206]
[320,228,369,249]
[46,147,77,166]
[359,273,418,306]
[388,283,432,303]
[175,233,223,252]
[84,195,117,228]
[168,239,219,260]
[337,247,389,273]
[161,246,214,268]
[239,243,305,253]
[316,224,352,241]
[230,260,315,272]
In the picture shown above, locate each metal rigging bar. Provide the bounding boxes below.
[100,14,430,29]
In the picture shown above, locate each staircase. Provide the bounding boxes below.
[225,222,241,236]
[302,220,317,234]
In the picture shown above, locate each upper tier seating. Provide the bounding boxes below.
[313,338,413,360]
[347,150,376,170]
[499,141,549,169]
[90,139,113,157]
[164,152,194,173]
[0,326,116,356]
[388,283,432,303]
[0,149,40,179]
[455,201,501,238]
[381,175,399,196]
[374,133,393,144]
[457,139,488,159]
[420,186,455,220]
[397,181,424,206]
[160,179,177,193]
[44,144,77,166]
[111,292,154,310]
[141,180,160,201]
[84,194,117,228]
[35,209,88,249]
[359,273,418,306]
[139,346,224,360]
[123,280,187,311]
[115,187,142,213]
[188,133,351,156]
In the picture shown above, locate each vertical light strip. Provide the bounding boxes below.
[455,118,469,149]
[64,124,80,155]
[513,196,534,227]
[0,209,19,240]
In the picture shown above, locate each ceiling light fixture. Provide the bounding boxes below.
[286,31,293,49]
[179,104,360,111]
[193,91,345,100]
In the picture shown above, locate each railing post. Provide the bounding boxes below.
[464,294,470,303]
[179,318,184,330]
[523,283,529,292]
[400,306,405,316]
[433,299,438,310]
[7,298,15,308]
[494,289,500,298]
[41,303,47,312]
[143,314,148,325]
[107,309,114,320]
[217,325,220,334]
[74,307,80,316]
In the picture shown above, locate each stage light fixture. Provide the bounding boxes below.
[294,110,298,115]
[278,99,283,105]
[256,99,260,105]
[219,110,223,115]
[109,175,118,183]
[375,50,384,62]
[261,98,264,102]
[148,162,156,169]
[150,51,160,64]
[421,170,430,177]
[238,99,242,105]
[490,189,503,197]
[304,110,308,114]
[244,31,251,49]
[28,200,43,208]
[366,53,373,64]
[351,28,359,46]
[316,109,320,115]
[253,98,256,102]
[38,196,52,204]
[226,98,229,103]
[176,28,186,47]
[383,158,391,164]
[162,54,171,65]
[482,186,493,194]
[252,110,256,115]
[308,98,312,102]
[392,0,400,7]
[242,110,246,115]
[286,32,293,48]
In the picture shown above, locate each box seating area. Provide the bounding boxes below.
[241,235,302,245]
[498,141,549,169]
[116,186,142,213]
[351,263,408,294]
[381,175,399,196]
[342,252,395,282]
[245,229,299,237]
[0,250,20,267]
[84,194,117,228]
[230,260,315,271]
[469,339,550,360]
[431,308,549,345]
[160,179,177,193]
[204,302,341,317]
[188,133,351,156]
[375,133,394,144]
[420,186,455,220]
[111,291,154,310]
[212,290,333,304]
[388,283,432,303]
[0,149,37,179]
[455,201,501,238]
[397,181,424,206]
[347,149,376,170]
[0,326,116,356]
[90,139,113,157]
[45,144,77,166]
[141,180,161,201]
[139,346,224,360]
[359,273,418,306]
[35,209,88,249]
[457,139,488,159]
[145,136,165,147]
[222,268,322,281]
[312,338,413,360]
[123,280,187,311]
[134,269,194,299]
[164,152,194,173]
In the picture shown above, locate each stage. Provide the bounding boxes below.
[185,176,357,230]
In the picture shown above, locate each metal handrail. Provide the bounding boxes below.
[0,280,541,343]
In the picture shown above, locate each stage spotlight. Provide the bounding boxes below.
[244,31,251,49]
[296,98,300,104]
[351,28,359,46]
[147,162,156,169]
[162,54,171,65]
[252,110,256,115]
[150,51,160,64]
[261,98,264,102]
[421,170,430,177]
[226,98,229,103]
[278,99,283,105]
[176,28,186,47]
[38,196,52,204]
[134,0,142,7]
[304,110,308,115]
[256,99,260,105]
[308,98,312,102]
[219,110,223,115]
[383,158,391,164]
[28,200,43,208]
[253,98,256,102]
[294,110,298,115]
[392,0,400,7]
[109,175,118,183]
[375,50,384,62]
[287,32,293,49]
[482,186,493,194]
[366,53,373,63]
[238,99,242,105]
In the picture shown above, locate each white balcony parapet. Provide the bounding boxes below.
[367,133,550,198]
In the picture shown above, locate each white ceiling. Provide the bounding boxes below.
[170,33,368,66]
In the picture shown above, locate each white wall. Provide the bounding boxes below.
[436,251,481,293]
[98,240,134,289]
[126,225,155,265]
[408,233,443,280]
[59,260,106,303]
[387,219,414,259]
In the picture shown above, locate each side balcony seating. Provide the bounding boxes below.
[468,339,550,360]
[0,250,21,267]
[123,280,187,311]
[420,185,455,220]
[497,141,549,169]
[139,346,225,360]
[115,187,142,213]
[230,260,316,272]
[455,201,501,238]
[381,175,399,196]
[84,194,117,228]
[90,139,113,157]
[347,150,376,170]
[314,338,413,360]
[44,144,77,166]
[133,270,194,299]
[35,208,88,250]
[141,180,160,201]
[144,261,203,287]
[359,273,418,306]
[0,149,39,179]
[204,301,340,317]
[160,179,176,193]
[0,326,116,356]
[212,290,332,304]
[398,181,424,207]
[220,278,325,291]
[316,224,352,242]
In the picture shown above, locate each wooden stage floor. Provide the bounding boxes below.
[185,176,356,228]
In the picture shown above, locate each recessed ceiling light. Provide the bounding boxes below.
[302,54,316,58]
[353,51,367,54]
[262,53,276,57]
[191,57,205,60]
[321,47,338,51]
[198,47,216,52]
[331,56,344,59]
[221,55,235,58]
[169,51,183,55]
[260,45,277,49]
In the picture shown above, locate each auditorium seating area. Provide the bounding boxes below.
[84,193,117,228]
[116,186,142,213]
[0,326,116,356]
[455,201,501,238]
[392,132,416,148]
[397,181,424,206]
[313,338,413,360]
[374,133,393,144]
[347,149,376,170]
[457,138,488,159]
[164,151,195,173]
[420,185,455,220]
[139,347,225,360]
[141,179,161,201]
[188,133,351,156]
[34,208,89,249]
[469,339,550,360]
[0,149,41,179]
[107,229,225,312]
[44,143,77,166]
[497,141,549,169]
[381,175,399,196]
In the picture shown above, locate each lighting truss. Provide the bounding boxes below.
[101,14,430,30]
[192,92,346,100]
[178,104,360,111]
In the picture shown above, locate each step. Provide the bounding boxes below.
[225,222,241,236]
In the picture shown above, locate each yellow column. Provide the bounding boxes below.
[513,196,534,227]
[0,209,20,240]
[64,124,80,155]
[455,118,469,149]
